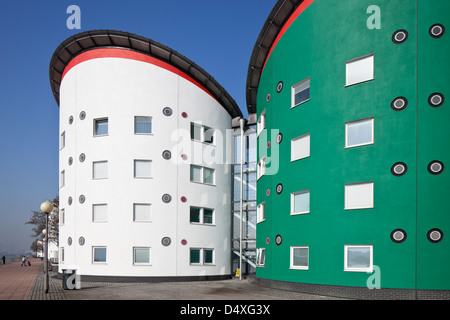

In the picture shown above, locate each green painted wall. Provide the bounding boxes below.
[256,0,449,290]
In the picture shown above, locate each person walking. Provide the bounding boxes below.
[20,256,26,267]
[1,256,5,264]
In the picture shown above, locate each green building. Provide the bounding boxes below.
[247,0,450,299]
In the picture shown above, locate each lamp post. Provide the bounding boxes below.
[40,201,53,294]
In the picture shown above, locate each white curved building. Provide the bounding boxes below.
[49,30,242,280]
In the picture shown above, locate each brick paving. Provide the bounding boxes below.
[27,261,65,300]
[0,258,41,300]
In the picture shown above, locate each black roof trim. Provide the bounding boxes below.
[49,30,242,118]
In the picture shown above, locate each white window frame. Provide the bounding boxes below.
[92,160,108,180]
[134,160,152,179]
[257,202,265,223]
[291,133,310,162]
[291,190,310,215]
[345,181,374,210]
[345,53,374,87]
[190,122,215,145]
[257,156,266,180]
[60,208,65,225]
[133,203,152,222]
[60,131,65,150]
[190,165,215,185]
[344,245,373,272]
[257,109,266,137]
[60,170,65,188]
[60,247,65,263]
[93,118,109,137]
[189,248,215,266]
[92,204,108,223]
[92,246,107,264]
[256,248,265,267]
[345,117,374,148]
[133,247,151,265]
[189,206,215,225]
[290,246,309,270]
[291,77,310,108]
[134,116,153,135]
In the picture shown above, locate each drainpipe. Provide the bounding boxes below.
[239,118,245,280]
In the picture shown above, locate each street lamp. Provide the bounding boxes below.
[40,201,53,294]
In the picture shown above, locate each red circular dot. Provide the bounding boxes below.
[266,237,270,244]
[181,239,187,245]
[181,112,188,118]
[181,154,188,160]
[181,196,187,202]
[266,189,270,196]
[267,141,271,148]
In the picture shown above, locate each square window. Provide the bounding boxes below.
[93,247,107,263]
[190,207,201,223]
[94,118,108,136]
[256,248,265,267]
[190,248,201,264]
[92,161,108,179]
[204,249,214,264]
[203,167,215,185]
[346,54,374,86]
[190,123,202,141]
[203,126,214,144]
[190,165,202,183]
[344,245,373,272]
[291,133,310,161]
[292,77,310,107]
[257,157,266,180]
[92,204,107,222]
[134,247,150,264]
[345,182,374,210]
[60,131,65,150]
[291,191,310,215]
[257,202,265,223]
[60,170,65,188]
[135,116,152,134]
[290,246,309,270]
[346,118,374,148]
[60,208,65,225]
[203,209,214,224]
[60,247,65,263]
[257,109,266,136]
[134,160,152,178]
[133,203,151,221]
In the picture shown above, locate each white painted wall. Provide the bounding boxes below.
[58,55,232,277]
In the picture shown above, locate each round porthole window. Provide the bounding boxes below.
[276,81,283,93]
[162,107,173,116]
[275,235,282,246]
[68,157,73,166]
[392,29,408,44]
[428,160,444,175]
[390,229,407,243]
[161,237,171,246]
[429,24,445,38]
[162,194,172,203]
[79,153,86,162]
[276,133,283,144]
[427,228,443,243]
[68,237,72,246]
[276,183,283,195]
[391,162,407,176]
[68,197,72,205]
[79,111,86,120]
[78,237,85,246]
[79,195,85,204]
[69,116,74,124]
[428,93,444,107]
[162,150,172,160]
[391,97,408,111]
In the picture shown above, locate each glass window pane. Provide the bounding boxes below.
[93,161,108,179]
[293,247,308,267]
[191,123,202,141]
[345,182,374,209]
[95,119,108,136]
[134,248,150,264]
[346,54,374,86]
[93,247,107,262]
[135,116,152,134]
[291,134,310,161]
[347,247,370,268]
[203,168,214,184]
[293,191,310,214]
[346,119,373,147]
[190,248,200,264]
[204,126,214,144]
[203,209,213,224]
[93,204,107,222]
[190,165,202,182]
[134,160,152,178]
[133,203,151,221]
[293,78,310,106]
[190,207,201,223]
[204,249,214,264]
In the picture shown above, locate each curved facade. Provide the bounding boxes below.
[51,31,241,279]
[249,0,450,298]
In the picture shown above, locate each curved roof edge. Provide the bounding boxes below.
[245,0,306,114]
[49,30,242,118]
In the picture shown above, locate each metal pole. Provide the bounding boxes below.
[239,118,244,280]
[45,213,49,294]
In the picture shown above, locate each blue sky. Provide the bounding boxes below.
[0,0,274,254]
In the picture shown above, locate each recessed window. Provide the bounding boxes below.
[190,248,214,265]
[257,157,266,180]
[189,206,214,225]
[191,123,215,144]
[291,133,310,161]
[204,249,214,264]
[346,54,374,86]
[344,245,373,272]
[133,247,150,265]
[256,248,265,267]
[134,116,152,134]
[345,118,374,148]
[133,203,151,222]
[134,160,152,178]
[93,247,107,263]
[257,109,266,136]
[60,131,65,150]
[92,204,107,222]
[291,77,310,108]
[94,118,108,136]
[345,182,374,210]
[190,165,215,185]
[92,161,108,179]
[60,209,65,225]
[290,246,309,270]
[60,170,65,188]
[257,202,265,223]
[60,247,65,263]
[291,190,310,215]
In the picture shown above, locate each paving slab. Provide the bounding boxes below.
[0,258,41,300]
